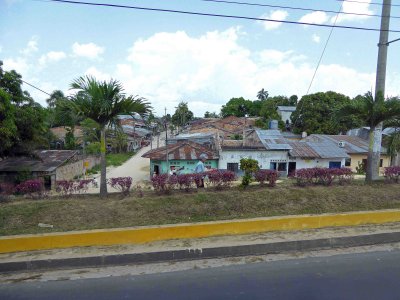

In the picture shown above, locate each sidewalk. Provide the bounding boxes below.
[1,222,400,273]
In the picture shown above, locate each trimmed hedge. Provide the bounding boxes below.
[292,167,353,186]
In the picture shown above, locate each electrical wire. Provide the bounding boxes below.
[44,0,400,32]
[201,0,400,19]
[21,80,52,96]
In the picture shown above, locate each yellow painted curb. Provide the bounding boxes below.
[1,209,400,254]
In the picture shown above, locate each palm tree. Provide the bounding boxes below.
[339,92,400,182]
[46,90,65,108]
[257,88,269,101]
[62,76,151,197]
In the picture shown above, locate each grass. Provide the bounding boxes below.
[1,182,400,236]
[86,152,135,175]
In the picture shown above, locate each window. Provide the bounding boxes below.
[227,163,239,173]
[380,159,383,167]
[345,158,351,167]
[278,163,287,172]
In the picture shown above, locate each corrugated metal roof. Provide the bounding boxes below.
[312,135,387,154]
[277,106,296,112]
[142,141,218,160]
[256,130,292,150]
[0,150,78,173]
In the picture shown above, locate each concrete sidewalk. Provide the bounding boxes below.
[1,223,400,273]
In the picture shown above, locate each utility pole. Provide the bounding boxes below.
[165,107,169,174]
[369,0,391,181]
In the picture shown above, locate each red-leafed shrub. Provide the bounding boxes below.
[56,179,96,196]
[177,174,194,191]
[384,166,400,183]
[293,167,353,186]
[254,170,279,187]
[108,177,133,196]
[15,179,46,199]
[0,182,15,202]
[151,174,169,193]
[207,170,236,190]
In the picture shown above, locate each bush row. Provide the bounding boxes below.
[384,166,400,183]
[292,167,353,186]
[151,170,236,193]
[253,170,279,187]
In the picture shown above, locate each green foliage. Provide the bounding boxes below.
[257,88,269,101]
[355,161,366,175]
[233,134,243,140]
[291,91,359,135]
[64,127,77,150]
[85,142,101,155]
[172,102,194,128]
[81,118,101,143]
[239,158,259,187]
[221,97,253,117]
[387,130,400,160]
[0,89,17,156]
[204,111,219,118]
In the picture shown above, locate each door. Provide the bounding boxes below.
[288,162,296,176]
[329,161,341,169]
[153,165,160,175]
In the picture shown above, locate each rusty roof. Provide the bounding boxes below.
[142,141,218,160]
[0,150,78,173]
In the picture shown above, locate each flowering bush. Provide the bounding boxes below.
[383,166,400,183]
[177,174,195,191]
[108,177,133,196]
[15,179,46,199]
[293,168,354,186]
[56,179,96,196]
[254,170,279,187]
[151,174,169,193]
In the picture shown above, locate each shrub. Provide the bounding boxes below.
[177,174,194,191]
[56,179,96,196]
[207,170,236,190]
[15,179,46,199]
[384,166,400,183]
[151,174,169,193]
[108,177,133,196]
[293,167,353,186]
[0,182,15,202]
[239,158,259,187]
[254,170,278,187]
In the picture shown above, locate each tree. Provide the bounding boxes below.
[62,76,151,197]
[46,90,65,108]
[291,91,360,135]
[339,92,400,182]
[171,102,193,131]
[257,88,269,101]
[239,158,259,187]
[204,111,219,118]
[0,89,17,156]
[220,97,253,117]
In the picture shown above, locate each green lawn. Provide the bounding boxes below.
[86,152,135,175]
[1,182,400,236]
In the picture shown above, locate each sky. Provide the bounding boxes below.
[1,0,400,116]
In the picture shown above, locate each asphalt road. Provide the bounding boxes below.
[1,250,400,300]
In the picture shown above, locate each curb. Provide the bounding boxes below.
[2,231,400,273]
[1,209,400,254]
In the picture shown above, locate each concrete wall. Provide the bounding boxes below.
[218,150,289,171]
[293,158,346,170]
[56,155,101,181]
[277,111,293,124]
[150,159,219,175]
[349,153,390,174]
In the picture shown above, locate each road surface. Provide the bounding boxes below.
[1,250,400,299]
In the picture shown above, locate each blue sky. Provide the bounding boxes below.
[1,0,400,116]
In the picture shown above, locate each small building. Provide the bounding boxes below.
[277,106,296,125]
[50,126,84,149]
[142,141,219,176]
[0,150,100,189]
[311,135,390,174]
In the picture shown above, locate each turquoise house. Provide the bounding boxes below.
[142,141,219,176]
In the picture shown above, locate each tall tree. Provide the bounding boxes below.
[62,76,151,197]
[257,88,269,101]
[0,89,17,156]
[172,102,193,130]
[291,91,360,135]
[46,90,65,108]
[220,97,253,117]
[204,111,219,118]
[339,92,400,182]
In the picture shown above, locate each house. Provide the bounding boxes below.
[277,106,296,125]
[218,129,291,176]
[50,126,84,149]
[310,135,390,173]
[142,141,219,176]
[0,150,99,189]
[122,125,152,151]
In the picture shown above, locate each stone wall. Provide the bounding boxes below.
[56,155,101,181]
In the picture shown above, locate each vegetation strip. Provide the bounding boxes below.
[1,209,400,254]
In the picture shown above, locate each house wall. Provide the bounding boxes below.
[292,158,346,169]
[277,111,293,124]
[218,150,289,171]
[56,155,101,181]
[349,153,390,174]
[150,159,219,176]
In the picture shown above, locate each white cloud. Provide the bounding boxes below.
[20,37,38,56]
[3,57,30,74]
[72,42,104,59]
[312,34,321,43]
[259,10,288,31]
[84,66,111,81]
[299,11,329,25]
[39,51,67,66]
[334,0,373,23]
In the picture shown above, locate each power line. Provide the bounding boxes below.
[201,0,400,19]
[45,0,400,32]
[21,79,52,96]
[336,0,400,7]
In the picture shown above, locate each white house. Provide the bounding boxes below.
[277,106,296,125]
